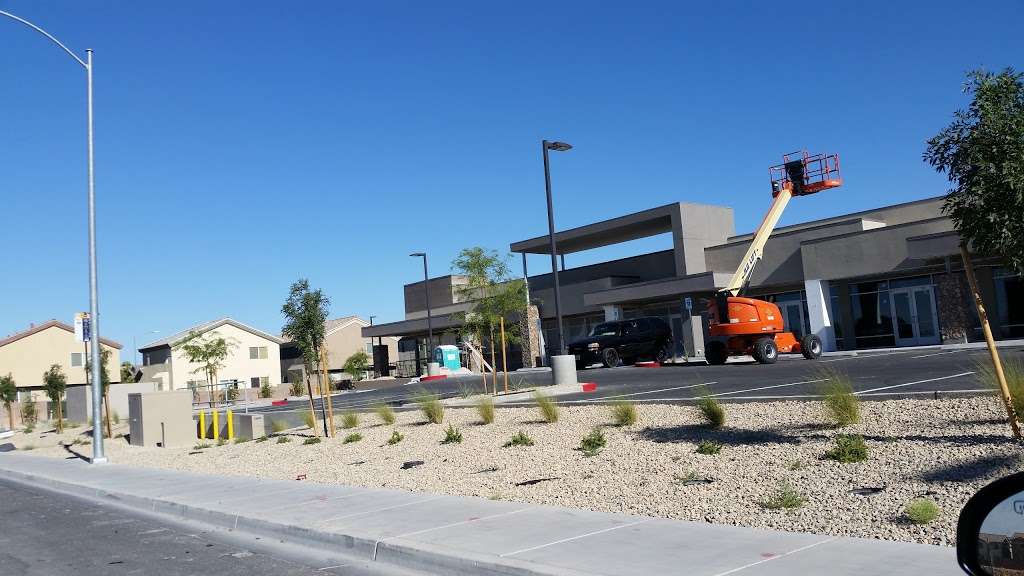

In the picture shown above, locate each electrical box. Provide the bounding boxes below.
[128,390,193,448]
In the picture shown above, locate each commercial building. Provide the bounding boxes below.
[364,196,1023,366]
[137,318,283,393]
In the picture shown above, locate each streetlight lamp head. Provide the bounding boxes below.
[410,252,425,257]
[546,141,573,152]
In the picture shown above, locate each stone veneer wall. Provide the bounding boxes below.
[936,272,970,344]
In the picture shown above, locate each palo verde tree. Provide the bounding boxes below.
[450,247,528,371]
[343,350,371,382]
[925,67,1024,438]
[925,68,1024,272]
[42,364,67,433]
[281,278,332,436]
[0,373,16,431]
[173,331,237,408]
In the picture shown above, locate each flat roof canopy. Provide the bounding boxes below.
[510,203,682,255]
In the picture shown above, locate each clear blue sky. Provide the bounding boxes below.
[1,1,1020,355]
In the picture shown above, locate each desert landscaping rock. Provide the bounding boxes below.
[6,395,1021,546]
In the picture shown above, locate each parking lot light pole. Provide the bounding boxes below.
[542,140,572,355]
[1,9,106,464]
[410,252,433,359]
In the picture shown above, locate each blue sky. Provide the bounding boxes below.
[1,1,1020,355]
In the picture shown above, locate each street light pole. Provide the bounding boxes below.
[1,10,106,464]
[542,140,572,355]
[410,253,433,350]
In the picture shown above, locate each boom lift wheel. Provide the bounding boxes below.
[752,337,778,364]
[706,341,729,365]
[800,334,823,360]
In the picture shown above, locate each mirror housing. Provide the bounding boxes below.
[957,471,1024,575]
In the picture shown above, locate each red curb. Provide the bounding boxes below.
[580,382,597,392]
[635,361,661,368]
[271,400,288,406]
[420,374,448,382]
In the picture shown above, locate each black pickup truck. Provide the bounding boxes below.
[567,317,672,370]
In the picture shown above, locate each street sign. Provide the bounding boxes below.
[74,312,91,342]
[684,297,693,312]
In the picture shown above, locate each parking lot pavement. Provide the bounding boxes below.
[253,345,1023,417]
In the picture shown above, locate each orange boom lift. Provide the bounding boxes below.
[705,151,842,365]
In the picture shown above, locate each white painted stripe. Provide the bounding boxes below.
[854,371,975,395]
[500,519,650,557]
[911,350,963,359]
[704,379,827,398]
[712,537,837,576]
[820,350,908,362]
[580,382,718,402]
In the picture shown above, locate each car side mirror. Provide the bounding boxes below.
[957,472,1024,575]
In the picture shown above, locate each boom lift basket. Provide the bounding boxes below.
[769,151,841,196]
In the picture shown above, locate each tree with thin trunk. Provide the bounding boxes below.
[43,364,67,433]
[0,373,16,431]
[174,331,237,408]
[925,67,1024,438]
[282,279,331,436]
[87,348,114,437]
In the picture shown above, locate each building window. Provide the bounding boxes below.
[365,342,373,355]
[249,346,268,360]
[995,267,1024,338]
[70,352,83,367]
[250,376,269,388]
[850,283,895,348]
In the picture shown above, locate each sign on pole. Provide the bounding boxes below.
[74,312,91,342]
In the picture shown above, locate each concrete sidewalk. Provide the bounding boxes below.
[0,454,958,576]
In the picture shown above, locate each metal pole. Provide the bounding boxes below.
[422,255,433,352]
[86,50,106,464]
[542,140,566,355]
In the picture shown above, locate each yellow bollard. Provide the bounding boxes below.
[199,410,206,439]
[226,410,234,440]
[212,409,219,441]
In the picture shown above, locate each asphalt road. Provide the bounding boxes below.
[254,345,1024,421]
[0,479,346,576]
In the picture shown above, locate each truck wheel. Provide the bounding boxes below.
[601,347,621,368]
[753,337,778,364]
[706,341,729,365]
[800,334,823,359]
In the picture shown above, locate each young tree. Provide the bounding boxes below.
[86,347,114,436]
[925,68,1024,438]
[173,331,237,408]
[42,364,67,433]
[343,351,371,382]
[281,279,332,436]
[0,373,16,431]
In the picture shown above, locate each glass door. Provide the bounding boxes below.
[778,301,806,340]
[891,286,940,346]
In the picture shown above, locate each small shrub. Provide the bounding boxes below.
[416,393,444,424]
[763,483,806,510]
[255,435,268,443]
[20,402,36,426]
[673,471,700,485]
[534,391,559,423]
[65,421,81,429]
[441,423,463,444]
[216,438,226,447]
[697,395,725,428]
[476,396,495,425]
[72,437,90,446]
[905,498,940,524]
[696,440,722,455]
[302,410,317,430]
[226,386,239,402]
[387,430,404,445]
[194,442,211,450]
[504,430,534,448]
[343,432,363,444]
[788,459,804,471]
[270,419,288,434]
[303,436,321,445]
[979,358,1024,417]
[825,434,868,463]
[288,380,304,397]
[276,435,291,444]
[374,403,395,425]
[340,411,359,429]
[259,381,273,399]
[819,368,861,426]
[579,428,606,456]
[610,401,637,427]
[23,424,34,433]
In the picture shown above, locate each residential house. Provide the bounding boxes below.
[280,316,399,385]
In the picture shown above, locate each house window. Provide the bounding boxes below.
[251,376,269,388]
[249,346,268,360]
[365,342,373,355]
[70,352,83,367]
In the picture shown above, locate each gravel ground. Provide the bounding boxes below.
[6,396,1021,546]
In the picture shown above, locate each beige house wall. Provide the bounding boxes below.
[323,319,399,371]
[164,323,282,391]
[0,325,121,402]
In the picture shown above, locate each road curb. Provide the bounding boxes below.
[0,457,591,576]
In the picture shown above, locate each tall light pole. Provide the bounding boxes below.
[409,252,433,363]
[542,140,572,355]
[1,10,106,464]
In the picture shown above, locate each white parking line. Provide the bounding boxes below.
[820,350,908,363]
[580,382,718,402]
[854,371,975,395]
[910,350,963,359]
[704,379,827,398]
